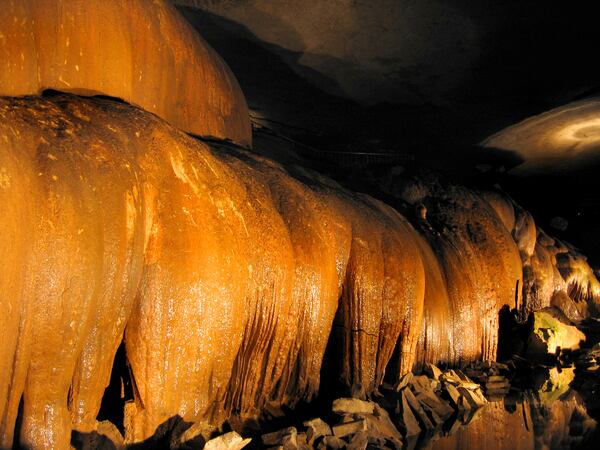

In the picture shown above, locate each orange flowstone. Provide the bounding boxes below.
[0,95,425,449]
[0,96,598,450]
[0,0,251,147]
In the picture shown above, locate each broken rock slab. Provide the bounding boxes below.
[332,419,367,438]
[316,435,346,450]
[303,418,331,445]
[401,389,435,430]
[262,427,298,448]
[396,390,421,437]
[204,432,251,450]
[362,404,403,448]
[332,398,375,415]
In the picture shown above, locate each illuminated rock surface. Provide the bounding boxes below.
[0,5,599,447]
[0,95,426,448]
[483,98,600,175]
[433,390,595,450]
[1,95,599,449]
[527,309,586,356]
[0,0,251,146]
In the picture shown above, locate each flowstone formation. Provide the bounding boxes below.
[0,1,599,449]
[0,0,251,147]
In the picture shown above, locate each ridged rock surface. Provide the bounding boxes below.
[0,0,251,146]
[0,95,598,449]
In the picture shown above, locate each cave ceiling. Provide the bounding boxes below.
[174,0,600,161]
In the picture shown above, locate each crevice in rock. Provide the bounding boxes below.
[11,394,24,450]
[96,341,134,435]
[383,334,403,385]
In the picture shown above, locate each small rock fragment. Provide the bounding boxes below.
[262,427,297,448]
[332,398,375,415]
[346,431,369,450]
[303,418,332,444]
[332,419,367,438]
[444,383,461,408]
[204,432,251,450]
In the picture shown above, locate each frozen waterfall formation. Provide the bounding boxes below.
[0,1,598,448]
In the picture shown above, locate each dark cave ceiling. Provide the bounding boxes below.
[174,0,600,160]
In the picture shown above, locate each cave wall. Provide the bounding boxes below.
[2,95,598,449]
[1,1,600,448]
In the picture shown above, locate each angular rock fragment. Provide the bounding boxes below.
[361,404,404,448]
[397,391,422,437]
[457,387,479,409]
[424,363,443,381]
[414,390,454,419]
[316,435,346,450]
[303,418,332,445]
[204,432,251,450]
[262,427,297,448]
[410,375,432,392]
[332,419,367,438]
[332,398,375,415]
[401,389,435,430]
[443,382,462,409]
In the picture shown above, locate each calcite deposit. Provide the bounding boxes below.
[1,1,599,449]
[0,95,428,448]
[1,94,598,449]
[0,0,251,146]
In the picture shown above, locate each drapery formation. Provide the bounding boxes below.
[1,1,598,448]
[1,96,597,449]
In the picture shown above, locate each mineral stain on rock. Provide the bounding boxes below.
[0,1,599,449]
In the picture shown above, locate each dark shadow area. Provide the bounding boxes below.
[71,415,197,450]
[41,89,127,105]
[96,342,135,435]
[177,1,600,172]
[177,6,435,156]
[497,305,531,362]
[9,395,24,450]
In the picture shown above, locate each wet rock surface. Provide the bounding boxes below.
[1,94,600,449]
[220,361,598,449]
[0,2,599,449]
